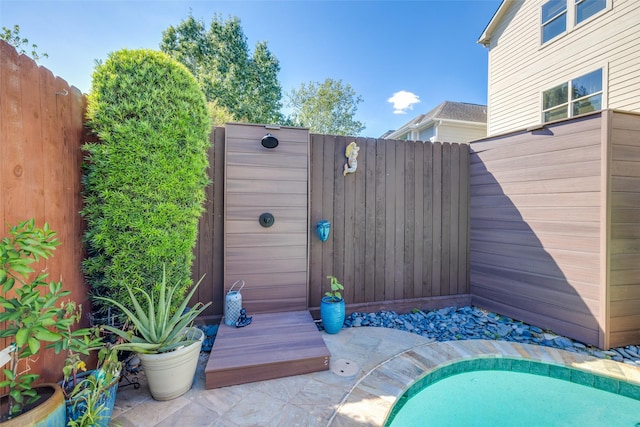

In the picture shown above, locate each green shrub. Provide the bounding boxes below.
[82,49,211,315]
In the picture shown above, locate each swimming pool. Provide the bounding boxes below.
[330,339,640,426]
[386,357,640,426]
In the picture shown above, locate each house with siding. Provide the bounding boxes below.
[470,0,640,349]
[383,101,487,143]
[478,0,640,136]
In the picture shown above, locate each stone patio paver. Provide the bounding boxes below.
[110,328,640,426]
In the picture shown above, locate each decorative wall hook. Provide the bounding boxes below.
[316,220,331,241]
[343,141,359,176]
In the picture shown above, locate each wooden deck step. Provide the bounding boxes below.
[205,311,330,389]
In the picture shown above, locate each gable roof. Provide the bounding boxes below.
[384,101,487,139]
[423,100,487,124]
[403,101,487,128]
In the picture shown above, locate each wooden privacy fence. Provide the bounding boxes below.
[0,40,90,383]
[1,39,470,346]
[308,134,470,309]
[191,128,471,318]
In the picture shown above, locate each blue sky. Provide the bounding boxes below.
[1,0,501,138]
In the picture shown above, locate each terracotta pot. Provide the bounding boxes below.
[138,327,204,401]
[0,383,66,426]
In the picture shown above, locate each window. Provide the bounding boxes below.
[419,126,435,142]
[541,0,567,43]
[543,82,569,122]
[571,69,603,115]
[541,0,608,45]
[542,69,603,122]
[576,0,606,24]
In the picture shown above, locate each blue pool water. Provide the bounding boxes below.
[387,360,640,427]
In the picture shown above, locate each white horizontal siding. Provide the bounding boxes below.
[437,123,487,144]
[486,0,640,135]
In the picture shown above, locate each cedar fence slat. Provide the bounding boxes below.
[0,41,89,386]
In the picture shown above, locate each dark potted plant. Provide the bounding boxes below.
[95,265,211,401]
[320,275,346,334]
[0,220,68,425]
[54,303,121,427]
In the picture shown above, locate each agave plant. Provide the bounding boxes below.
[94,265,211,354]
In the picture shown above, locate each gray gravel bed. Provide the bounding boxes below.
[340,306,640,366]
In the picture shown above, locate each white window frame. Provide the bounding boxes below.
[541,67,607,123]
[541,0,568,44]
[540,0,612,47]
[575,0,609,26]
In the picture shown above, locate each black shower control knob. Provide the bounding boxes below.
[259,213,275,228]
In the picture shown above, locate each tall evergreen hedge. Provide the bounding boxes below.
[82,49,211,315]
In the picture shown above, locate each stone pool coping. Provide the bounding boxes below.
[328,339,640,427]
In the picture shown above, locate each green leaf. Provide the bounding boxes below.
[2,277,15,292]
[15,327,31,346]
[9,389,24,403]
[34,328,61,342]
[21,374,39,384]
[3,369,15,380]
[28,336,41,355]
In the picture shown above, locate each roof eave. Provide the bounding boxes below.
[436,118,487,126]
[478,0,511,47]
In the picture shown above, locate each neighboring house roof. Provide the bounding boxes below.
[379,130,395,139]
[385,101,487,139]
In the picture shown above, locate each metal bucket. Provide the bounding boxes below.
[224,280,244,326]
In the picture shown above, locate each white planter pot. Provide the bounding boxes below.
[138,327,204,401]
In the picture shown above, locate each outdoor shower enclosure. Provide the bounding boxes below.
[223,123,310,314]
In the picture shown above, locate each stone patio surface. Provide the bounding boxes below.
[110,327,640,426]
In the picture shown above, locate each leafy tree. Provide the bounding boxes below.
[208,100,235,127]
[1,24,48,61]
[160,14,283,125]
[286,78,365,136]
[82,49,211,315]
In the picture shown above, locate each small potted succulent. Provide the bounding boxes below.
[320,275,346,334]
[95,265,211,401]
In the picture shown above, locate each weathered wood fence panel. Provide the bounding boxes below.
[0,40,89,384]
[189,128,224,317]
[308,134,470,311]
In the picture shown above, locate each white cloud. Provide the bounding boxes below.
[387,90,420,114]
